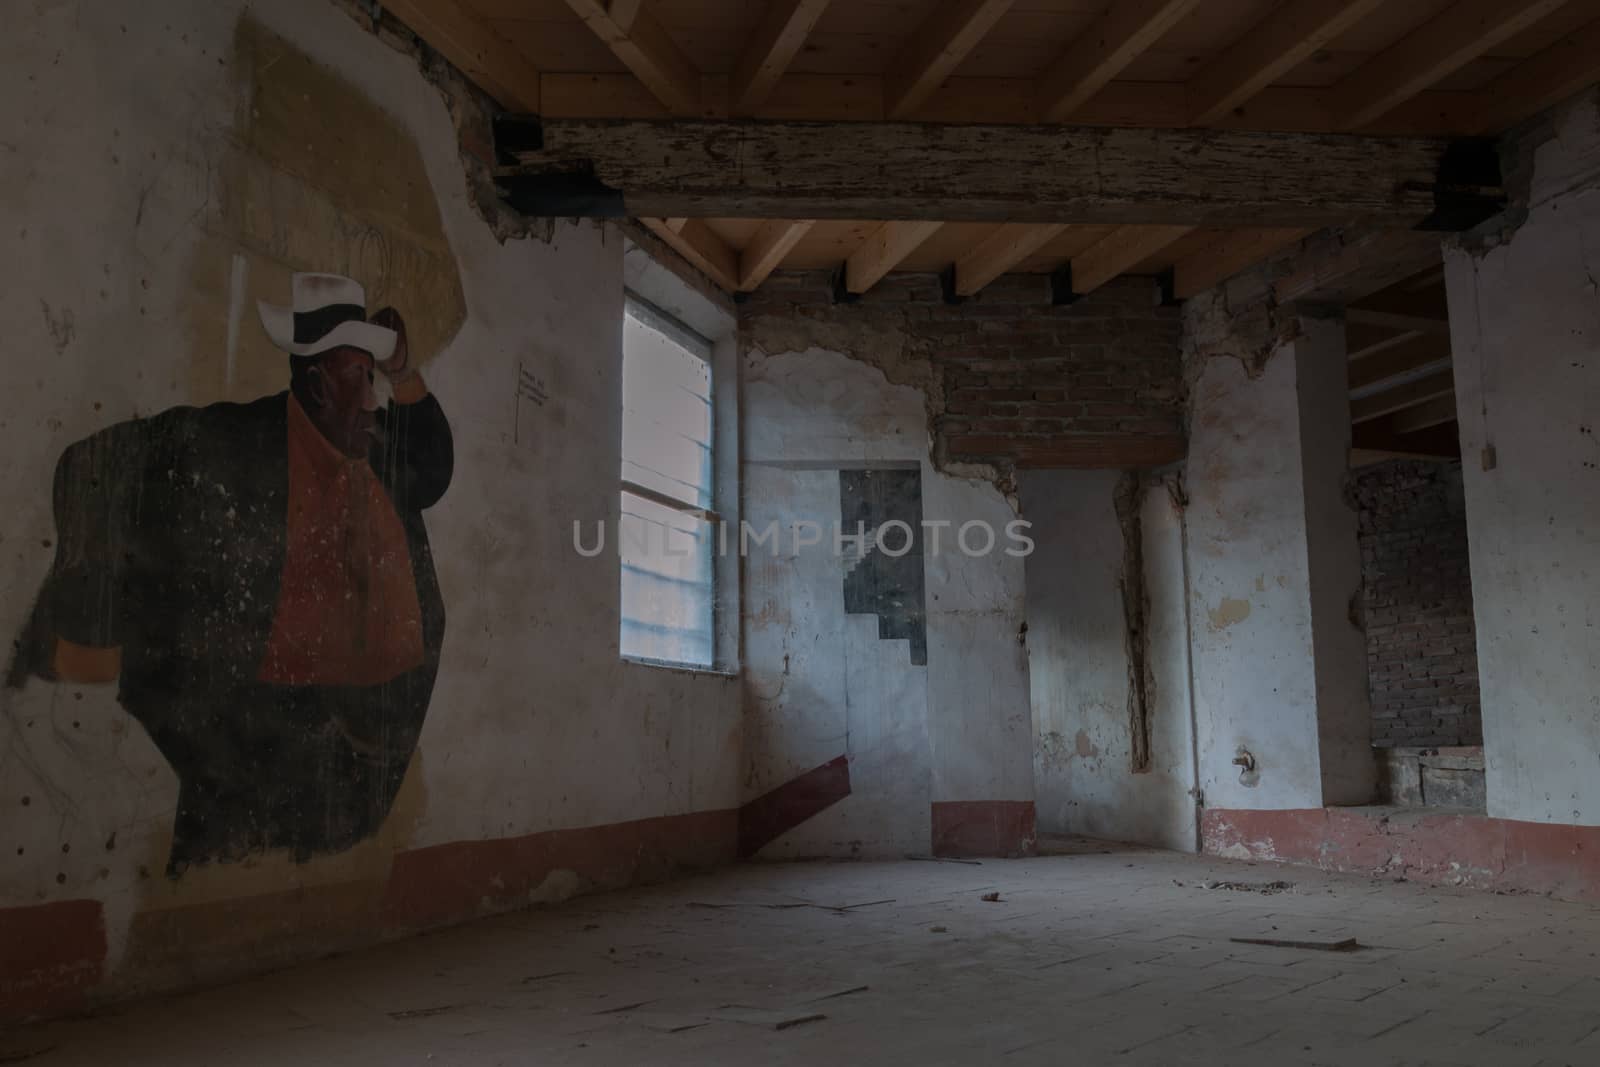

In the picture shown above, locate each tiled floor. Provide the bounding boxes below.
[8,839,1600,1065]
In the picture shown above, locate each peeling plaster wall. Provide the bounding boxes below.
[1022,471,1196,850]
[741,347,1034,857]
[0,0,739,1018]
[740,272,1185,481]
[1184,317,1371,811]
[1443,88,1600,825]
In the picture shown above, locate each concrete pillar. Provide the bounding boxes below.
[1442,89,1600,825]
[1186,314,1374,811]
[1297,318,1376,805]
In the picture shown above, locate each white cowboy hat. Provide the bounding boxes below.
[257,273,398,361]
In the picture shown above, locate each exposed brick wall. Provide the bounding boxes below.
[739,272,1185,472]
[1354,460,1482,748]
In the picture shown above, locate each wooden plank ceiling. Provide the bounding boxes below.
[388,0,1600,297]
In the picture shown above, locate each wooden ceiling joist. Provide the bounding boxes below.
[951,224,1070,297]
[885,0,1016,119]
[383,0,542,112]
[392,0,1583,141]
[1169,227,1313,299]
[539,74,1486,132]
[1348,334,1451,391]
[1273,229,1445,306]
[1332,0,1569,130]
[1351,370,1456,423]
[564,0,701,115]
[1347,325,1424,360]
[512,120,1452,227]
[844,221,946,295]
[738,220,817,290]
[639,218,739,291]
[1186,0,1386,126]
[1400,265,1447,291]
[1345,308,1452,334]
[1387,392,1459,434]
[1351,421,1461,461]
[1036,0,1201,123]
[731,0,831,115]
[1068,225,1195,297]
[1467,14,1600,134]
[1345,282,1451,333]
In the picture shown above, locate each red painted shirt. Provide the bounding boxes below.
[258,396,425,686]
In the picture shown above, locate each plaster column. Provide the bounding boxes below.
[1442,89,1600,825]
[1186,314,1375,811]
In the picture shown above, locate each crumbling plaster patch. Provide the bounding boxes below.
[1113,472,1152,773]
[742,311,1017,505]
[1181,278,1302,389]
[329,0,554,245]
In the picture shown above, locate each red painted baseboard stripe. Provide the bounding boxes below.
[931,800,1038,858]
[737,754,852,858]
[1203,807,1600,902]
[383,807,739,931]
[0,898,106,1024]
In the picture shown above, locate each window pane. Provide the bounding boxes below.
[620,297,716,669]
[619,491,714,667]
[621,308,712,510]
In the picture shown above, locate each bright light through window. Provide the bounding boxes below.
[620,296,715,668]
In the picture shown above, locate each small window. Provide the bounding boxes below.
[620,295,716,668]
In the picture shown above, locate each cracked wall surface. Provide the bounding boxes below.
[1442,87,1600,824]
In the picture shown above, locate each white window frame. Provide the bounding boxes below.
[619,292,720,670]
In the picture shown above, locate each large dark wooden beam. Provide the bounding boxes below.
[499,119,1473,228]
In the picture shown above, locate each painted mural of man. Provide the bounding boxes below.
[9,273,452,873]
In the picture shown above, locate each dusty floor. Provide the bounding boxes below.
[7,840,1600,1066]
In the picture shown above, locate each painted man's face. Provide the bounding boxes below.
[308,346,380,457]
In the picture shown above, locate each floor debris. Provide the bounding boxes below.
[761,898,896,913]
[25,846,1593,1065]
[629,1013,710,1034]
[516,971,574,985]
[980,892,1003,902]
[1191,879,1297,894]
[1230,936,1362,952]
[0,1047,55,1065]
[805,985,870,1003]
[713,1008,827,1031]
[388,1005,466,1020]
